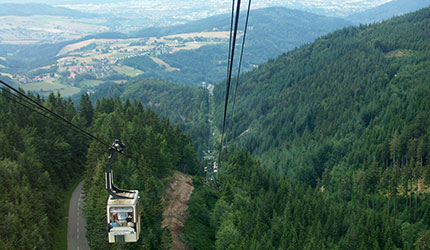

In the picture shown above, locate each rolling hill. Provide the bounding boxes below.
[132,7,352,85]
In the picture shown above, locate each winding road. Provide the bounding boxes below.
[67,180,90,250]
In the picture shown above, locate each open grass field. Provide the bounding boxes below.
[57,38,113,56]
[21,80,81,97]
[112,65,144,76]
[111,52,135,58]
[77,80,104,87]
[57,31,229,57]
[150,57,180,72]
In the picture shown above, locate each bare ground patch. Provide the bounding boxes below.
[151,57,180,72]
[162,172,194,250]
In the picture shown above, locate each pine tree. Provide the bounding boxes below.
[79,93,94,127]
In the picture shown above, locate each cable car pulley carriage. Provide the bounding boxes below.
[105,139,141,243]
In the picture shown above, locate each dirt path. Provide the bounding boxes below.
[162,172,195,250]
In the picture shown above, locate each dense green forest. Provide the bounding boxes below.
[89,79,210,156]
[214,6,430,186]
[0,89,199,249]
[0,90,88,249]
[83,96,200,249]
[180,7,430,249]
[185,149,430,249]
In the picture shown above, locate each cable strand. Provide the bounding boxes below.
[228,0,252,141]
[219,0,242,163]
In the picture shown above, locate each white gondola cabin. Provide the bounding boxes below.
[107,190,141,243]
[105,140,141,243]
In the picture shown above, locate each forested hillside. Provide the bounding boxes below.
[0,88,200,249]
[89,79,210,156]
[83,97,200,249]
[185,149,430,249]
[215,6,430,186]
[4,4,430,250]
[183,7,430,249]
[0,90,88,249]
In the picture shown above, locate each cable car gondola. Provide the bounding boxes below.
[105,140,141,243]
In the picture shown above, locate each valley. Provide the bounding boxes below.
[6,31,231,96]
[0,6,352,97]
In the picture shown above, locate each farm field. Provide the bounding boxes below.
[112,65,144,76]
[20,79,81,97]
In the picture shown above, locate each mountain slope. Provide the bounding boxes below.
[132,7,352,85]
[347,0,430,24]
[179,8,430,249]
[214,7,430,184]
[89,79,210,156]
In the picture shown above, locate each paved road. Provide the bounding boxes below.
[68,180,90,250]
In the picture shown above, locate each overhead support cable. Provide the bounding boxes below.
[219,0,242,154]
[225,0,236,90]
[228,0,252,140]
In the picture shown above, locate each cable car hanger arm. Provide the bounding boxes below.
[106,139,134,199]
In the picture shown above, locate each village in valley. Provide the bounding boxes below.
[2,31,230,96]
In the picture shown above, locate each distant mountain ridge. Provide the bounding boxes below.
[347,0,430,23]
[134,7,351,39]
[0,3,96,17]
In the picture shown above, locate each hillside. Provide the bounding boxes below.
[82,97,199,249]
[134,7,352,85]
[179,7,430,249]
[89,79,210,156]
[347,0,430,24]
[0,92,89,249]
[214,6,430,183]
